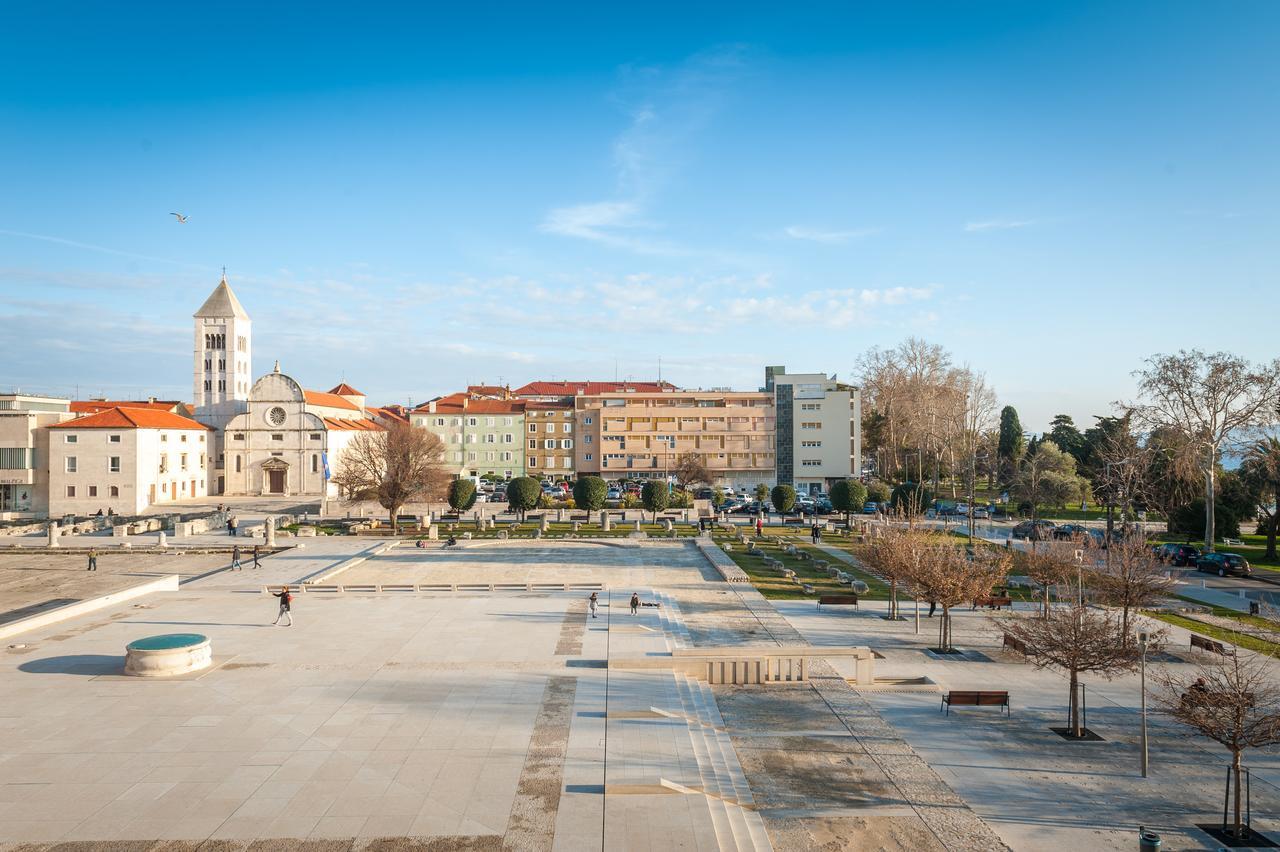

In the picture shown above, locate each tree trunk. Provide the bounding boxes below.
[1069,670,1081,737]
[1205,446,1217,553]
[1043,584,1051,619]
[388,502,401,533]
[1233,749,1244,837]
[889,578,898,619]
[1267,487,1279,561]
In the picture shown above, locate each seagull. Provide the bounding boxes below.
[170,213,189,223]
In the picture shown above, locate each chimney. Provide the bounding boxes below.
[462,397,469,410]
[428,401,436,413]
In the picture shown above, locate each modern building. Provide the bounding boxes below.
[573,390,775,491]
[410,393,525,480]
[764,366,861,494]
[221,369,381,497]
[524,400,575,481]
[0,394,72,516]
[47,406,213,515]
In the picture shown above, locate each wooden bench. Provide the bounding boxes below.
[817,594,859,611]
[1191,634,1234,656]
[1002,633,1028,655]
[942,690,1010,716]
[1223,537,1244,546]
[972,596,1013,610]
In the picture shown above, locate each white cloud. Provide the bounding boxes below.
[964,219,1035,232]
[783,225,880,244]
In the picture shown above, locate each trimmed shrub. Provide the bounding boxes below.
[447,479,477,513]
[573,476,608,512]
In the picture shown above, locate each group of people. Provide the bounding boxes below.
[225,515,239,536]
[586,591,643,618]
[229,544,261,570]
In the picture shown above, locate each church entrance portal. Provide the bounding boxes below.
[262,458,289,495]
[268,470,285,494]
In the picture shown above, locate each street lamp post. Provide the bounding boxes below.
[1139,630,1150,778]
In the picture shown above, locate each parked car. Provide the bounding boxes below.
[972,507,990,520]
[862,501,879,515]
[474,492,489,504]
[695,488,715,501]
[1011,520,1057,541]
[1196,552,1252,577]
[606,488,621,500]
[1154,543,1200,566]
[1053,523,1092,541]
[814,498,834,514]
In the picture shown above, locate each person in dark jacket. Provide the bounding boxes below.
[252,545,261,569]
[87,548,97,572]
[272,586,293,626]
[630,592,640,615]
[231,545,242,571]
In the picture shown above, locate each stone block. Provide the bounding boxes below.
[427,524,438,541]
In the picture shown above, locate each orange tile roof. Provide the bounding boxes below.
[414,392,526,415]
[466,384,509,398]
[52,407,212,431]
[70,400,185,414]
[321,417,384,431]
[367,406,410,424]
[304,390,361,411]
[327,383,364,396]
[512,380,677,396]
[525,400,574,411]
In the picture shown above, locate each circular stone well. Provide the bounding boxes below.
[124,633,212,677]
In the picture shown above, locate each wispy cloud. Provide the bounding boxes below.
[0,228,209,269]
[963,219,1035,232]
[540,47,747,257]
[783,225,880,244]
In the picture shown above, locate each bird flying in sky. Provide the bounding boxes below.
[170,212,189,223]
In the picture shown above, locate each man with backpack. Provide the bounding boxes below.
[272,586,293,626]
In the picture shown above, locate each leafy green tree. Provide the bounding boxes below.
[506,476,541,521]
[829,479,868,524]
[447,479,477,513]
[1047,414,1087,467]
[770,484,797,516]
[866,480,892,504]
[711,487,725,508]
[1012,442,1088,519]
[572,476,608,512]
[890,481,933,518]
[754,483,769,503]
[641,480,670,521]
[1240,437,1280,559]
[997,405,1025,487]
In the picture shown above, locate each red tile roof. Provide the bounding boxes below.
[52,407,212,431]
[327,383,364,396]
[525,400,574,411]
[70,400,186,414]
[466,384,510,398]
[304,390,361,411]
[512,380,677,396]
[321,417,384,431]
[366,406,410,424]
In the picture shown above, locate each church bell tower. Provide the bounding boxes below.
[193,273,252,493]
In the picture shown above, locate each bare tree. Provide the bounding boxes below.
[331,423,450,529]
[859,524,929,621]
[1125,350,1280,552]
[952,368,998,544]
[908,542,1009,652]
[1017,542,1080,618]
[672,452,712,493]
[1087,535,1174,644]
[1000,605,1151,737]
[1154,651,1280,840]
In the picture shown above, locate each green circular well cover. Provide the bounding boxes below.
[126,633,208,651]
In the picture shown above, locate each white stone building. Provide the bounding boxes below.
[0,394,72,516]
[191,274,253,493]
[46,407,212,515]
[220,369,380,497]
[764,366,862,495]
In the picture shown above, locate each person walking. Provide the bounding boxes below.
[755,517,764,538]
[629,592,640,615]
[252,545,261,569]
[87,548,97,572]
[927,599,937,618]
[272,586,293,626]
[588,591,599,619]
[231,545,242,571]
[226,517,234,536]
[811,523,821,545]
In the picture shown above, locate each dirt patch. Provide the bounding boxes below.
[502,675,577,851]
[553,599,587,655]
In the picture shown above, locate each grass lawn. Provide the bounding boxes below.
[1145,610,1280,656]
[408,521,701,540]
[711,530,889,600]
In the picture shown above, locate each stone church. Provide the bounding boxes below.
[190,276,381,497]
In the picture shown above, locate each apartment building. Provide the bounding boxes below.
[0,394,72,516]
[764,366,861,494]
[47,407,213,515]
[573,390,775,491]
[524,400,576,481]
[410,393,525,479]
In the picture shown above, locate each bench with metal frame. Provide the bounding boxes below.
[942,690,1010,715]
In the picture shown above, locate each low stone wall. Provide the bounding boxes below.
[693,538,751,584]
[0,574,180,641]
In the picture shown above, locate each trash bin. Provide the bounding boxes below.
[1250,601,1261,615]
[1139,826,1161,851]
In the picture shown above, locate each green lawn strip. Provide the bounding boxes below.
[793,543,890,599]
[412,522,700,540]
[1145,611,1280,656]
[711,535,864,600]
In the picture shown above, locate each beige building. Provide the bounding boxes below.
[47,407,213,516]
[574,390,775,490]
[524,400,575,481]
[0,394,72,516]
[765,366,862,494]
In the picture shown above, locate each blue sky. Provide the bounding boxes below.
[2,1,1277,433]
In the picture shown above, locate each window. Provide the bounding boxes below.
[801,403,821,411]
[528,423,537,433]
[204,359,212,371]
[88,485,97,497]
[109,485,119,497]
[109,456,121,473]
[502,451,512,461]
[504,417,513,426]
[801,440,822,448]
[218,358,226,371]
[237,335,246,352]
[585,453,593,461]
[468,418,477,427]
[584,416,593,425]
[503,434,512,444]
[467,451,476,461]
[312,454,319,473]
[309,433,321,441]
[436,418,445,426]
[218,380,225,392]
[800,422,822,429]
[64,434,77,444]
[544,439,555,449]
[563,423,572,433]
[529,439,537,449]
[465,434,476,444]
[180,434,188,443]
[233,433,244,441]
[159,455,168,473]
[108,434,121,444]
[563,439,573,449]
[161,434,168,442]
[484,434,495,444]
[585,435,593,444]
[271,434,284,441]
[452,418,461,426]
[199,434,205,443]
[235,455,242,473]
[65,485,75,497]
[203,380,211,392]
[802,459,822,467]
[486,417,495,427]
[65,456,77,473]
[0,448,28,469]
[528,456,538,467]
[180,453,188,471]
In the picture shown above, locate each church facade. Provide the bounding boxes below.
[190,276,382,497]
